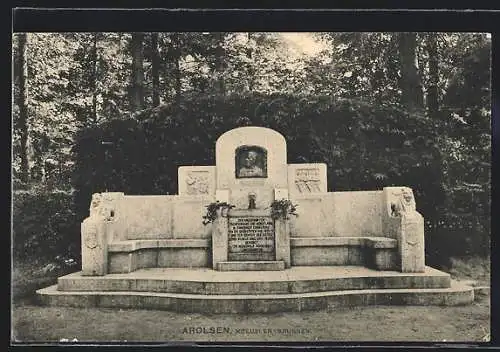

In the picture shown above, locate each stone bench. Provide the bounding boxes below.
[290,236,398,270]
[107,239,211,273]
[106,236,398,273]
[108,239,210,252]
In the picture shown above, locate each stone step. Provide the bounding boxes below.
[36,280,474,314]
[216,261,285,271]
[56,266,451,295]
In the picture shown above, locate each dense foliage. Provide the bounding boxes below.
[13,189,80,261]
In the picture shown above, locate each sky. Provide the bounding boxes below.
[279,33,327,57]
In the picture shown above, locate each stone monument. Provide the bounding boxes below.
[37,126,474,313]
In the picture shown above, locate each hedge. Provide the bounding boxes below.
[13,189,80,262]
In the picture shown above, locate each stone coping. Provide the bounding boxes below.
[290,237,397,249]
[109,239,210,252]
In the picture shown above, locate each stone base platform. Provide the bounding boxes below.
[36,266,474,313]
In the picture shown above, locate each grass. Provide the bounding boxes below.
[11,256,491,344]
[11,257,77,301]
[447,256,490,287]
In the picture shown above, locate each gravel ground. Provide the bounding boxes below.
[11,294,490,343]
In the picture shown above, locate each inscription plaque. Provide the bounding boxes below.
[228,216,275,261]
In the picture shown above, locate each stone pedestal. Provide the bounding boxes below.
[211,207,292,271]
[382,186,426,273]
[274,218,291,268]
[211,207,229,269]
[399,213,425,273]
[81,217,108,276]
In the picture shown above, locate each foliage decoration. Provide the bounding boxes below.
[202,201,235,225]
[270,199,298,220]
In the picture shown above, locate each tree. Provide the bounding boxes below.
[15,33,30,184]
[16,33,78,185]
[315,32,402,104]
[398,32,424,111]
[170,33,182,105]
[426,33,439,119]
[130,32,145,111]
[214,32,226,96]
[151,33,160,106]
[90,33,99,124]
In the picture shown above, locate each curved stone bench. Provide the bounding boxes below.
[290,236,398,270]
[108,239,211,273]
[107,236,398,273]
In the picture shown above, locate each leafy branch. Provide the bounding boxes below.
[202,201,235,225]
[270,199,298,220]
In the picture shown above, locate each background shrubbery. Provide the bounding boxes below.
[13,188,80,262]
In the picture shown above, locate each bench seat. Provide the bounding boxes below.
[289,236,398,270]
[108,239,210,252]
[290,236,397,249]
[106,236,398,273]
[107,239,211,273]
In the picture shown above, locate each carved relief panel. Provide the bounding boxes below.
[178,166,216,196]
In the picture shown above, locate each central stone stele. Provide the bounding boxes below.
[206,127,293,271]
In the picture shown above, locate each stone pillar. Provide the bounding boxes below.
[274,218,291,268]
[399,213,425,272]
[81,192,124,276]
[382,187,426,273]
[81,217,108,276]
[273,189,292,268]
[211,206,229,269]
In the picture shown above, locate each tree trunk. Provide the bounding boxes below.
[151,33,160,106]
[130,32,145,111]
[17,33,30,184]
[247,33,255,92]
[398,32,424,111]
[215,32,225,96]
[426,33,439,119]
[171,33,182,106]
[91,33,98,124]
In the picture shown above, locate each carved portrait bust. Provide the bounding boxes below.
[235,146,267,178]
